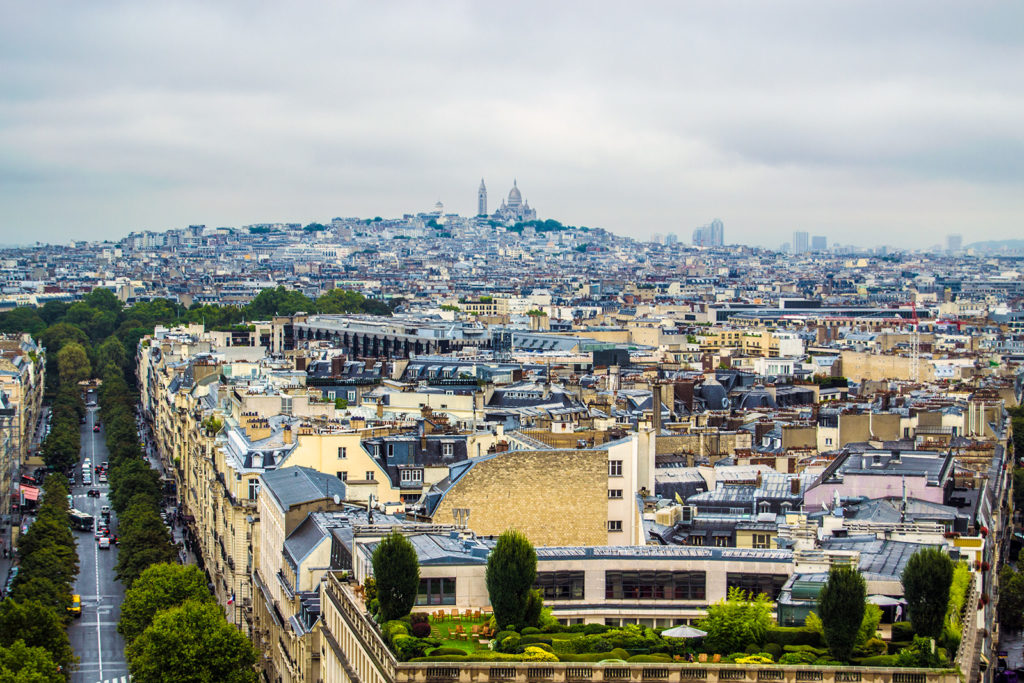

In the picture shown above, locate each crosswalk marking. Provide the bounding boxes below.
[93,676,130,683]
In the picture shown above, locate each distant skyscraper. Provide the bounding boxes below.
[792,231,810,254]
[477,179,487,217]
[692,219,724,247]
[946,233,962,253]
[709,218,724,246]
[811,235,827,252]
[665,233,678,246]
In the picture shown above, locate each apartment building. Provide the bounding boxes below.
[0,333,44,514]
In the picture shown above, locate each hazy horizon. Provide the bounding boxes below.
[2,2,1022,247]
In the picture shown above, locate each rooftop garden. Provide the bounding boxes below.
[365,532,968,671]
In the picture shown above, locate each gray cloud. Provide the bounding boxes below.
[1,0,1022,246]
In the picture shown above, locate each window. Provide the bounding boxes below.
[400,469,423,483]
[752,533,771,549]
[608,489,623,499]
[386,443,394,458]
[416,577,456,605]
[348,391,356,401]
[604,571,705,601]
[337,472,347,481]
[327,391,336,400]
[373,444,380,457]
[689,535,705,546]
[608,520,623,532]
[726,573,787,599]
[609,460,623,477]
[337,446,347,459]
[535,571,585,601]
[365,471,375,481]
[248,479,260,500]
[714,535,730,547]
[442,443,454,457]
[825,437,833,446]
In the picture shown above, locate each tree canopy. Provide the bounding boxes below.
[485,529,538,631]
[126,600,258,683]
[371,531,419,622]
[698,587,774,655]
[818,565,866,662]
[119,564,214,644]
[902,547,954,639]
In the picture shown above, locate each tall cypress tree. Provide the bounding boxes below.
[819,565,866,662]
[485,529,537,630]
[371,531,420,621]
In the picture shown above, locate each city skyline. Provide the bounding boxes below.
[1,2,1022,247]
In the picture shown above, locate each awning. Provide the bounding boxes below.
[20,485,39,501]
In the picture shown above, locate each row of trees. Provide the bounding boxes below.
[0,286,396,352]
[0,474,78,679]
[0,331,92,678]
[118,563,257,682]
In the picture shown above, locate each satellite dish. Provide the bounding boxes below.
[332,494,341,505]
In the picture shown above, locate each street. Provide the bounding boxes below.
[67,396,129,683]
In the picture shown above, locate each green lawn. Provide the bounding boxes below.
[430,616,493,652]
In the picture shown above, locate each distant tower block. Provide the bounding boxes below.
[478,179,487,216]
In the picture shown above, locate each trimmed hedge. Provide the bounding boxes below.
[856,654,900,666]
[429,648,468,657]
[762,627,823,647]
[520,635,554,645]
[627,654,672,663]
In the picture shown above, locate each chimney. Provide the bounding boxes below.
[295,355,307,372]
[283,426,293,444]
[651,384,663,433]
[331,355,344,377]
[790,478,800,495]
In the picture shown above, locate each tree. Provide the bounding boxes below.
[485,529,537,630]
[56,341,91,385]
[126,600,257,683]
[119,564,214,643]
[818,565,866,662]
[0,599,73,672]
[371,531,419,622]
[902,547,954,639]
[115,505,178,587]
[999,564,1024,630]
[0,639,63,682]
[698,587,774,655]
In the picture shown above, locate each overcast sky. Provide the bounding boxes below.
[1,1,1022,248]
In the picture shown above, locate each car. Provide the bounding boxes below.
[93,425,100,432]
[101,505,110,516]
[98,537,110,549]
[67,476,76,486]
[87,488,101,497]
[68,594,82,618]
[98,475,107,484]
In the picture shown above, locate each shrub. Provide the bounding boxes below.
[409,612,430,625]
[763,626,822,648]
[521,627,541,635]
[520,634,553,645]
[496,634,522,654]
[584,624,611,635]
[762,643,783,660]
[541,622,565,634]
[409,655,470,662]
[627,654,672,663]
[382,620,410,645]
[744,643,761,654]
[699,587,773,655]
[430,647,468,657]
[891,622,916,641]
[735,655,774,665]
[392,635,436,661]
[782,645,828,656]
[778,651,817,665]
[853,637,887,658]
[895,636,944,668]
[494,630,518,646]
[522,646,558,662]
[411,621,432,638]
[857,654,899,666]
[526,642,554,653]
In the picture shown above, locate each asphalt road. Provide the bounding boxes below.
[67,395,129,683]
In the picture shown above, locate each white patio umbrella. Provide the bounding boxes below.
[661,625,708,639]
[866,595,906,606]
